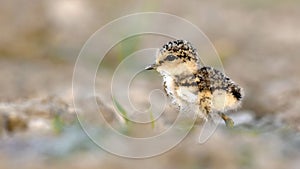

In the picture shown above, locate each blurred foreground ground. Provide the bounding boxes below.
[1,0,300,169]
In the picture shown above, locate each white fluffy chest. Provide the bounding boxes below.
[163,75,175,99]
[162,74,204,117]
[162,75,198,105]
[176,86,198,103]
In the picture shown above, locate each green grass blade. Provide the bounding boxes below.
[112,97,129,125]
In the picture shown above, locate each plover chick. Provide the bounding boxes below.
[145,40,243,127]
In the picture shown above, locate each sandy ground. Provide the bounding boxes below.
[1,0,300,169]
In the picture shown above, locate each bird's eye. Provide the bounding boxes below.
[165,55,176,61]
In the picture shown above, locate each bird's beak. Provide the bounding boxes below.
[145,64,157,70]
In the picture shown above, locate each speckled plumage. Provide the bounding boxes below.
[146,40,243,126]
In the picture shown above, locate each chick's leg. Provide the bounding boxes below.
[218,112,234,128]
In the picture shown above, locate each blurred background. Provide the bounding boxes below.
[1,0,300,169]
